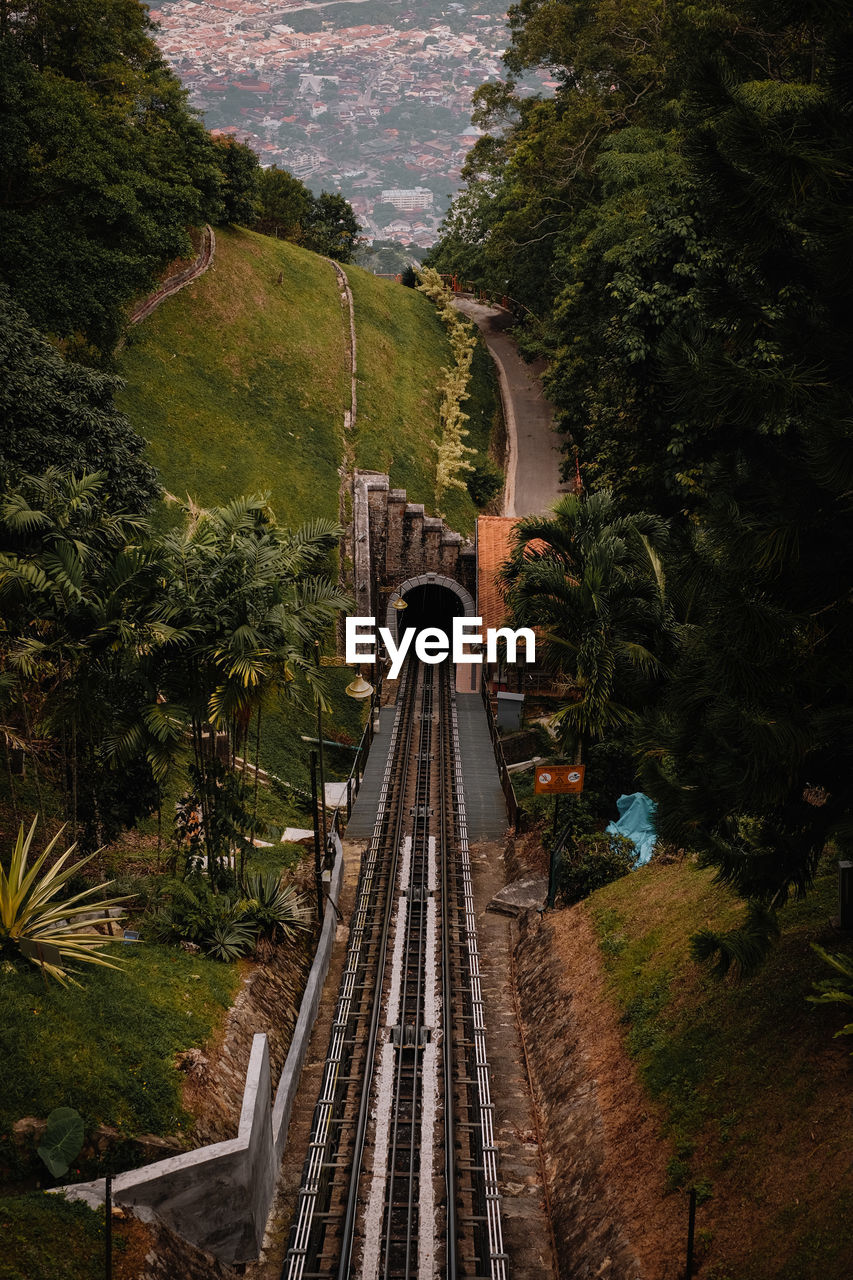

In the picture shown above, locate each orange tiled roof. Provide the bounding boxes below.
[477,516,517,633]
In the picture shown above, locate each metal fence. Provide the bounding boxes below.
[480,674,524,833]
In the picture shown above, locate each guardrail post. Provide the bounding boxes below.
[685,1186,697,1279]
[105,1172,112,1280]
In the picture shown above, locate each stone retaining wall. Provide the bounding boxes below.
[351,469,475,620]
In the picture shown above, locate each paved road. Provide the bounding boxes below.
[454,297,570,517]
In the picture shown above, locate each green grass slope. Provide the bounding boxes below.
[347,266,500,536]
[587,858,852,1280]
[0,945,237,1146]
[118,227,349,526]
[119,232,500,537]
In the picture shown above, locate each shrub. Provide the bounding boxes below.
[808,944,853,1049]
[237,873,310,942]
[466,458,503,507]
[557,831,637,905]
[144,871,309,960]
[0,819,131,985]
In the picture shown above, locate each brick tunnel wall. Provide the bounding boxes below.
[352,471,476,622]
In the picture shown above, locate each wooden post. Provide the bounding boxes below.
[685,1186,696,1279]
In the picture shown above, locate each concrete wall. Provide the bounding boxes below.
[61,840,346,1266]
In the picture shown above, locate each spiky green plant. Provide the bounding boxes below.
[0,818,131,985]
[204,919,258,963]
[238,872,311,942]
[808,945,853,1049]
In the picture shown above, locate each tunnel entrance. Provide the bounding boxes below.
[385,573,477,691]
[398,583,464,637]
[385,573,476,640]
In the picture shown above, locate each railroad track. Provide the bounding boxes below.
[283,659,506,1280]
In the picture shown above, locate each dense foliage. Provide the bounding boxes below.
[432,0,853,965]
[0,0,244,351]
[0,474,348,858]
[254,166,360,262]
[0,289,159,512]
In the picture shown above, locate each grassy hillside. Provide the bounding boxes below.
[0,945,237,1144]
[347,266,500,535]
[586,857,852,1280]
[118,227,349,527]
[118,231,500,538]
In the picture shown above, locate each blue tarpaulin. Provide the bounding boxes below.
[605,792,658,866]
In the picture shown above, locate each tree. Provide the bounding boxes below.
[255,166,312,241]
[305,192,360,263]
[212,136,260,225]
[0,0,224,351]
[636,3,853,967]
[117,497,350,881]
[0,288,159,513]
[252,174,360,263]
[501,490,671,759]
[0,469,164,849]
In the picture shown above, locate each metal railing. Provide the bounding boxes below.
[480,674,523,833]
[325,673,384,853]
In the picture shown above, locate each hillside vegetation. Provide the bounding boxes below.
[118,229,499,536]
[118,227,349,527]
[347,268,499,535]
[586,858,852,1280]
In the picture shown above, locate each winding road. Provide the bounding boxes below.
[454,297,571,518]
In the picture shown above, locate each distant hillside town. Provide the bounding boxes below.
[148,0,556,245]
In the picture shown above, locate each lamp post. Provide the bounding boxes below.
[313,642,328,877]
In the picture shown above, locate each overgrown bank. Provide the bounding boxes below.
[517,858,852,1280]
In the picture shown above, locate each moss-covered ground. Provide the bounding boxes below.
[586,857,853,1280]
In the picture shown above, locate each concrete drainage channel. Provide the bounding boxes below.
[59,840,346,1268]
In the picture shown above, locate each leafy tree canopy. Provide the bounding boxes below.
[0,287,159,512]
[432,0,853,966]
[254,167,360,263]
[0,0,250,350]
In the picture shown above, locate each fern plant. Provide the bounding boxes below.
[809,945,853,1049]
[0,818,131,985]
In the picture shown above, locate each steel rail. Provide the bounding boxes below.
[448,679,508,1280]
[381,663,434,1278]
[439,665,459,1280]
[335,658,428,1280]
[284,659,418,1280]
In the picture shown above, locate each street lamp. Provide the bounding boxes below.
[345,670,374,700]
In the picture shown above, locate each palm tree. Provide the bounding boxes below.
[0,470,160,844]
[500,489,671,760]
[118,495,350,881]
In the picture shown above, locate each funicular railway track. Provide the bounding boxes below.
[283,659,506,1280]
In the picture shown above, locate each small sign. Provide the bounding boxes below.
[19,937,63,968]
[535,764,586,795]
